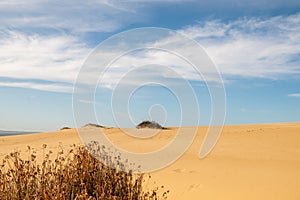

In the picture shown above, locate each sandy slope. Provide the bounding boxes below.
[1,123,300,200]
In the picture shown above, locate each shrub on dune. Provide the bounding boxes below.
[136,121,165,129]
[0,142,169,200]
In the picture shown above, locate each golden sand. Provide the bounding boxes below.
[1,123,300,200]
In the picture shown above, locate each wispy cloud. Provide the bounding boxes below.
[78,99,96,104]
[288,93,300,98]
[1,11,300,92]
[179,13,300,79]
[0,31,89,84]
[0,81,73,93]
[0,0,141,33]
[91,14,300,88]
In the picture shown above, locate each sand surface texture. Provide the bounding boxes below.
[1,123,300,200]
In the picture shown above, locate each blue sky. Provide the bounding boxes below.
[0,0,300,131]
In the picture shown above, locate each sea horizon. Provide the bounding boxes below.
[0,130,38,137]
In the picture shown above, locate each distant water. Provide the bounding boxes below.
[0,130,38,137]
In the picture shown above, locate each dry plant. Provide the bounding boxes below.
[0,141,169,200]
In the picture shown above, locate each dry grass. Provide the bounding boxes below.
[0,141,169,200]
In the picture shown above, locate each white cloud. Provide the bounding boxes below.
[0,81,73,93]
[96,13,300,88]
[0,31,90,84]
[0,0,138,33]
[288,94,300,98]
[78,99,96,104]
[74,44,220,91]
[1,13,300,92]
[179,14,300,79]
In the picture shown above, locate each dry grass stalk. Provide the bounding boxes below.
[0,141,169,200]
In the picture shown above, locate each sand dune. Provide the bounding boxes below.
[1,123,300,200]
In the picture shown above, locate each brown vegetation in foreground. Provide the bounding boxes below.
[0,142,169,200]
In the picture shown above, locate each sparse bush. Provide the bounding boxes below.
[60,127,71,130]
[0,142,169,200]
[136,121,165,129]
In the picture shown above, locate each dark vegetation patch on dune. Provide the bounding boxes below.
[136,121,166,129]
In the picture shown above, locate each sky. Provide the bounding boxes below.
[0,0,300,131]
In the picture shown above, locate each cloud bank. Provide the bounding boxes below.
[0,31,89,92]
[180,13,300,78]
[0,10,299,92]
